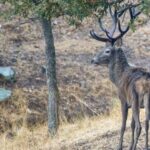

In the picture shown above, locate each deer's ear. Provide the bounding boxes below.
[114,38,123,47]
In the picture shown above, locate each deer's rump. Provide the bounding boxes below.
[119,67,150,109]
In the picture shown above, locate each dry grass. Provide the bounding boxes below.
[0,109,119,150]
[0,89,26,133]
[0,103,147,150]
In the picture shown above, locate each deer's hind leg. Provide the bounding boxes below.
[129,116,135,150]
[132,93,141,150]
[144,93,150,150]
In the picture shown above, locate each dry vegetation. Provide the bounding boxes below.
[0,13,150,149]
[0,106,148,150]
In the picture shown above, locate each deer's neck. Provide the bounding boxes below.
[108,48,129,86]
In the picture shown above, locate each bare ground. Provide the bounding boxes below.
[66,124,149,150]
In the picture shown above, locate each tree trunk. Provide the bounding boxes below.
[41,18,59,136]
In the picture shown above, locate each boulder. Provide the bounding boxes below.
[0,67,15,81]
[0,88,11,102]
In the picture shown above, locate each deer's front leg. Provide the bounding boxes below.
[118,100,128,150]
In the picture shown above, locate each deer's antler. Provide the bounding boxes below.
[90,2,142,45]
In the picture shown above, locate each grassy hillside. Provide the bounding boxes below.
[0,12,150,149]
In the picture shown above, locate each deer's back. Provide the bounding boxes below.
[119,67,150,106]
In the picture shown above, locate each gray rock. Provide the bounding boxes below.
[0,88,11,102]
[0,67,15,81]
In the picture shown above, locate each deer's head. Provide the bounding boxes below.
[91,41,122,66]
[91,3,141,66]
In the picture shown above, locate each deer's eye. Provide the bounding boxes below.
[105,50,110,54]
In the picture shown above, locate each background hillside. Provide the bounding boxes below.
[0,12,150,149]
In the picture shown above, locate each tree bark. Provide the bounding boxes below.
[41,18,59,136]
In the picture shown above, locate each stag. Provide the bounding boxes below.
[90,3,150,150]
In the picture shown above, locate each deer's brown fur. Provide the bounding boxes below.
[119,67,150,107]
